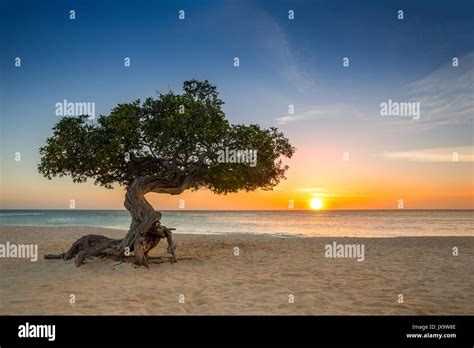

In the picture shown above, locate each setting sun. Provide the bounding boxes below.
[310,198,324,210]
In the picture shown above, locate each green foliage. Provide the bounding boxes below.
[38,80,295,193]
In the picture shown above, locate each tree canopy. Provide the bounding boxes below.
[38,80,295,195]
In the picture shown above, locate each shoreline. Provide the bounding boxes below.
[0,225,473,315]
[0,224,472,239]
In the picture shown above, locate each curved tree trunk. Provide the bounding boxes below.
[119,177,163,265]
[45,176,179,267]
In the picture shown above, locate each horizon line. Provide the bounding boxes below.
[0,208,473,212]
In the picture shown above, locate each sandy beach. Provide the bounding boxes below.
[0,225,472,315]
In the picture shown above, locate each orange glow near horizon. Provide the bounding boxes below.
[0,149,473,210]
[1,179,473,210]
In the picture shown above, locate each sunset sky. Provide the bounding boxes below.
[1,0,473,210]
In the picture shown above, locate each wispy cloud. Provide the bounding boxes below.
[296,187,333,197]
[296,187,328,193]
[276,107,327,125]
[401,51,474,130]
[295,187,370,199]
[276,104,363,125]
[254,9,315,93]
[374,147,474,162]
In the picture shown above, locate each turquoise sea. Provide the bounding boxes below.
[0,210,472,238]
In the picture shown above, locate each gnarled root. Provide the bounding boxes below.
[44,234,123,266]
[44,224,177,267]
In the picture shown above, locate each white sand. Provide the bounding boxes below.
[0,225,472,315]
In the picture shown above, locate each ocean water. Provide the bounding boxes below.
[0,210,472,237]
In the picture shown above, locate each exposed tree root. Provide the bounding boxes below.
[44,224,178,267]
[147,256,203,264]
[44,177,184,267]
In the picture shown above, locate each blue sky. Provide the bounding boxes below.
[1,0,473,209]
